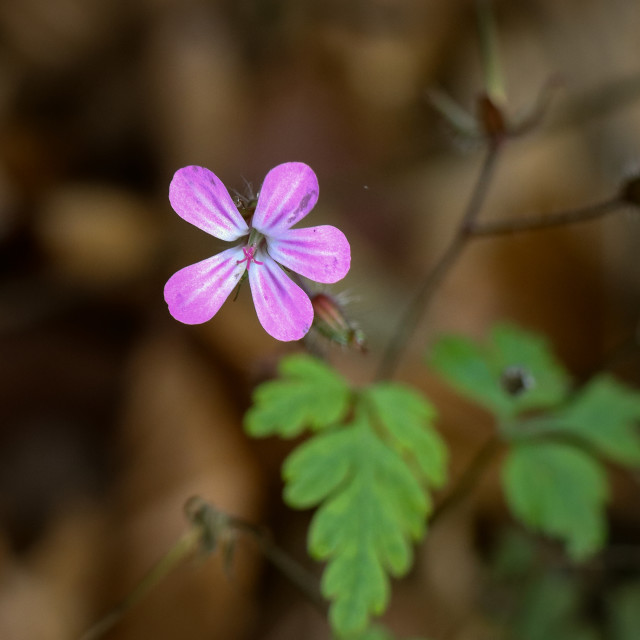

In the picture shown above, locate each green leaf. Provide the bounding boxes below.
[502,442,608,560]
[607,582,640,640]
[284,405,432,637]
[245,354,351,438]
[364,383,447,487]
[428,323,570,420]
[537,375,640,466]
[511,573,599,640]
[247,360,446,637]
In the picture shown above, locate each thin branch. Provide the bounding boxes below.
[79,527,202,640]
[429,435,502,527]
[224,512,326,613]
[78,499,326,640]
[375,142,503,381]
[470,197,624,237]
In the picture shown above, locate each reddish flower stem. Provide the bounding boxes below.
[375,142,503,381]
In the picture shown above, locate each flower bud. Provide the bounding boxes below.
[477,93,507,142]
[500,365,534,396]
[232,194,258,220]
[310,293,366,351]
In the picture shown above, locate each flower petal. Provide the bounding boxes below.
[266,225,351,284]
[164,246,246,324]
[248,250,313,341]
[252,162,319,235]
[169,166,249,241]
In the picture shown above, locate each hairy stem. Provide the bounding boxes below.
[78,499,326,640]
[225,513,327,613]
[79,527,202,640]
[375,142,502,381]
[430,435,502,526]
[470,196,623,236]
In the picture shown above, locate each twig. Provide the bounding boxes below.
[223,511,327,613]
[429,435,502,527]
[79,527,202,640]
[470,196,624,237]
[78,499,326,640]
[375,142,503,381]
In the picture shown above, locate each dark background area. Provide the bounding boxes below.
[1,0,640,638]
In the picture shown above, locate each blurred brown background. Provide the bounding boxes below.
[1,0,640,638]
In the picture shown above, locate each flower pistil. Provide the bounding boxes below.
[236,229,265,270]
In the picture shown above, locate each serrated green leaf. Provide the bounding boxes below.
[283,408,430,637]
[244,354,351,438]
[428,323,570,420]
[364,383,447,488]
[502,442,608,560]
[537,375,640,466]
[283,428,354,508]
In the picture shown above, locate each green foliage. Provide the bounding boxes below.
[428,323,570,420]
[489,531,640,640]
[531,375,640,466]
[507,573,599,640]
[363,383,447,487]
[246,355,446,638]
[502,442,608,561]
[429,322,640,561]
[288,412,426,633]
[245,354,351,437]
[607,582,640,640]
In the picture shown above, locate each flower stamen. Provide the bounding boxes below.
[237,245,264,270]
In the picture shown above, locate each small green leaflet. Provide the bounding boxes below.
[364,384,447,488]
[529,375,640,466]
[428,323,640,559]
[245,354,351,437]
[428,323,570,420]
[245,355,446,638]
[502,442,608,561]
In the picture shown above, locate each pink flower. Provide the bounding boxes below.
[164,162,351,341]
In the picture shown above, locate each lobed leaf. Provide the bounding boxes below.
[536,375,640,466]
[502,442,608,560]
[247,357,448,637]
[284,408,433,637]
[428,323,570,420]
[364,383,447,487]
[245,354,351,438]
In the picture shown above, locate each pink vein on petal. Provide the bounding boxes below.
[267,226,351,283]
[169,166,249,241]
[248,250,313,341]
[252,162,319,235]
[164,246,246,324]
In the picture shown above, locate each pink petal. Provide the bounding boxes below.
[248,250,313,341]
[267,225,351,283]
[252,163,319,235]
[164,246,246,324]
[169,166,249,241]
